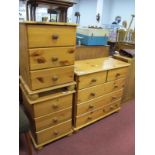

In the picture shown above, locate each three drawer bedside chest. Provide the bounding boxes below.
[19,22,77,149]
[73,57,130,130]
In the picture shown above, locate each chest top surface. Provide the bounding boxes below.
[19,21,77,27]
[74,57,130,76]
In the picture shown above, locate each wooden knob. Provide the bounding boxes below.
[114,85,118,88]
[52,76,58,81]
[90,93,96,97]
[52,34,59,40]
[89,104,94,108]
[53,131,59,135]
[110,106,114,110]
[91,79,97,83]
[37,57,46,63]
[53,117,58,123]
[51,57,58,62]
[68,49,75,54]
[112,96,117,100]
[37,77,44,83]
[115,73,120,77]
[52,104,58,109]
[103,109,106,112]
[87,116,92,120]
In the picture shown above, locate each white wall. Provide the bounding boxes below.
[102,0,135,28]
[78,0,97,26]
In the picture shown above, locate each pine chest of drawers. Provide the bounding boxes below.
[19,22,77,149]
[73,57,130,130]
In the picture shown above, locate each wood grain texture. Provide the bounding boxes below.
[76,89,123,116]
[19,24,31,86]
[30,65,74,90]
[29,46,75,70]
[77,71,107,89]
[107,67,129,81]
[74,57,130,76]
[75,45,109,60]
[35,120,72,144]
[27,25,76,48]
[25,93,73,118]
[34,107,72,132]
[77,78,125,104]
[75,100,121,128]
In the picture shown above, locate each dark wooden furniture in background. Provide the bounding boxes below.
[25,0,76,21]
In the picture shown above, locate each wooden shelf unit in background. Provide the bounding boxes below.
[75,45,109,60]
[19,21,77,149]
[113,54,135,102]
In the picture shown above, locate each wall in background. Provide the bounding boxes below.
[108,0,135,28]
[78,0,97,26]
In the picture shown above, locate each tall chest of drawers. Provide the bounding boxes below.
[19,22,77,148]
[73,57,130,130]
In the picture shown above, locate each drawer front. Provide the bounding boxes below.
[77,83,105,103]
[77,78,125,103]
[78,71,107,89]
[29,47,75,70]
[104,78,126,94]
[36,120,72,144]
[76,100,121,127]
[76,89,123,115]
[107,67,128,81]
[33,94,72,117]
[27,25,76,48]
[30,66,74,90]
[35,108,72,131]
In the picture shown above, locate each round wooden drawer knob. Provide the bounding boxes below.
[89,104,94,108]
[90,93,96,97]
[52,34,59,40]
[87,116,92,120]
[114,85,118,88]
[52,104,58,109]
[53,131,59,135]
[53,117,58,123]
[115,73,121,77]
[52,76,58,81]
[91,79,97,83]
[52,57,58,62]
[68,49,75,54]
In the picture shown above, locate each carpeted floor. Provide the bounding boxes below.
[19,100,135,155]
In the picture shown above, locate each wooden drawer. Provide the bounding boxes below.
[27,25,76,48]
[104,78,126,93]
[77,71,107,89]
[34,107,72,132]
[76,89,123,115]
[30,66,74,90]
[76,100,121,128]
[32,94,72,118]
[35,120,72,144]
[29,47,75,70]
[107,67,128,81]
[77,78,125,103]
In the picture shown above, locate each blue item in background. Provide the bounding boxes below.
[77,33,108,46]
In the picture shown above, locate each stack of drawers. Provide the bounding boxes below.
[73,57,130,130]
[19,22,76,148]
